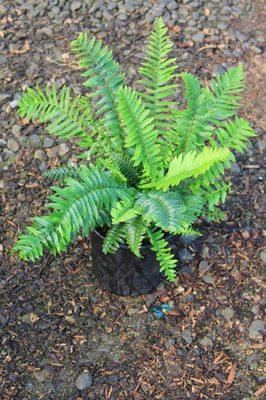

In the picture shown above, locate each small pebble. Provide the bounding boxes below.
[198,260,211,276]
[182,329,193,345]
[34,149,47,161]
[33,371,46,383]
[12,125,21,137]
[43,137,55,148]
[7,138,20,152]
[127,307,139,316]
[75,371,93,390]
[0,139,7,147]
[202,275,215,285]
[221,307,234,321]
[178,248,193,262]
[71,1,82,12]
[167,1,178,11]
[10,100,19,109]
[57,143,70,156]
[198,336,213,347]
[259,251,266,266]
[249,320,264,339]
[241,230,250,239]
[165,338,175,349]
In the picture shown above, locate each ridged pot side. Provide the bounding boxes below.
[90,230,163,296]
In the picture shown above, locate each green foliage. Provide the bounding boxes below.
[148,229,177,282]
[172,65,245,156]
[118,86,162,179]
[19,84,93,147]
[139,17,176,131]
[14,19,255,281]
[124,218,147,257]
[14,166,129,261]
[136,191,186,233]
[71,33,125,151]
[111,196,141,224]
[43,163,79,181]
[148,147,231,191]
[103,224,125,254]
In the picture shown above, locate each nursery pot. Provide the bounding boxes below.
[91,230,164,296]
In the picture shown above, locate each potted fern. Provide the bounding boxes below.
[14,19,255,295]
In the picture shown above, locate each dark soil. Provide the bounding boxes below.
[0,1,265,399]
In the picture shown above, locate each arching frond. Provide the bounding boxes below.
[136,191,186,233]
[71,33,125,151]
[203,64,245,122]
[124,218,147,257]
[117,86,162,178]
[138,17,177,131]
[172,65,245,155]
[144,147,230,191]
[13,166,129,261]
[18,84,94,145]
[172,73,211,154]
[103,224,125,254]
[111,196,141,224]
[211,117,255,152]
[147,229,177,282]
[43,163,79,182]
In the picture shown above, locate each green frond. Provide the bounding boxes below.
[13,166,129,261]
[205,206,226,222]
[43,163,79,182]
[172,73,212,154]
[145,147,231,191]
[136,191,203,233]
[204,181,231,211]
[172,65,245,155]
[110,153,139,185]
[71,33,125,151]
[97,158,127,183]
[136,191,186,233]
[203,64,245,122]
[189,117,253,204]
[181,72,202,110]
[182,193,204,226]
[111,196,141,224]
[176,227,202,237]
[102,224,125,254]
[124,218,147,257]
[211,117,256,152]
[138,17,177,131]
[18,84,93,145]
[148,229,177,282]
[117,86,162,178]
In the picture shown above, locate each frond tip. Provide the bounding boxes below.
[146,147,231,191]
[139,17,177,131]
[148,229,177,282]
[103,224,125,254]
[18,84,93,144]
[71,33,125,151]
[43,164,79,181]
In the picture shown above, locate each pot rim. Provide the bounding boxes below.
[94,228,172,250]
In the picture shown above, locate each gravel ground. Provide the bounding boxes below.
[0,1,265,399]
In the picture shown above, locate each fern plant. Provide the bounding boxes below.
[13,18,255,282]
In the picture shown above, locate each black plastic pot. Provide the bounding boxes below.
[91,229,203,296]
[91,230,164,296]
